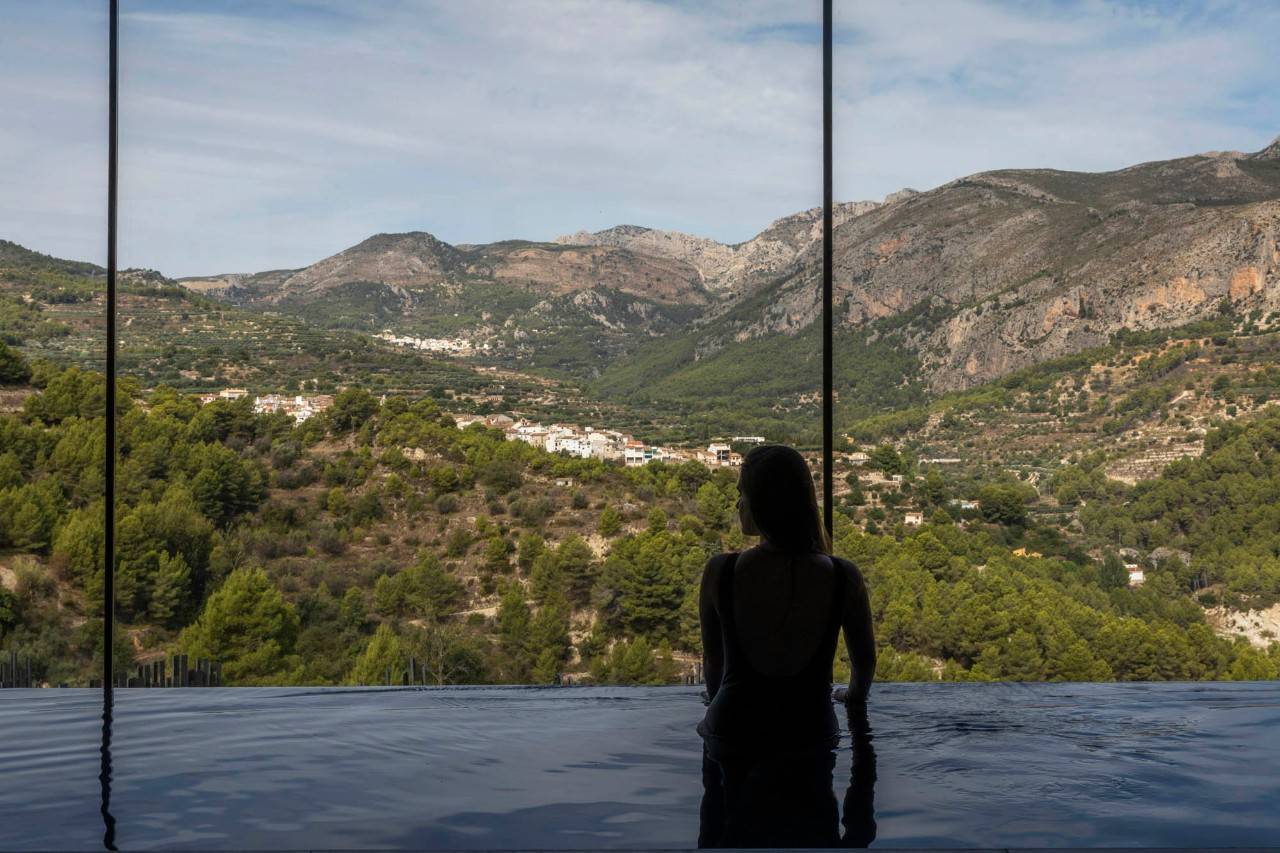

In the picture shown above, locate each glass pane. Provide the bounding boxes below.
[0,2,109,689]
[833,4,1280,685]
[116,2,821,690]
[0,4,112,848]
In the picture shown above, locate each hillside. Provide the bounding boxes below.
[4,232,1280,684]
[553,200,881,296]
[590,138,1280,424]
[164,137,1280,411]
[5,363,1278,687]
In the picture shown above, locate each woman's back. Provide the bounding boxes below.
[730,547,838,677]
[697,546,859,756]
[697,443,876,758]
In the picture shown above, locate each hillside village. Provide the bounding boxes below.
[186,385,1184,596]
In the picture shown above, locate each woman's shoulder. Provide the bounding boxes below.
[828,554,867,585]
[704,550,740,571]
[699,551,737,599]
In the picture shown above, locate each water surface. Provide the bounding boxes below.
[2,682,1278,849]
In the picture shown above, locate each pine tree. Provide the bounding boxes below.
[516,531,545,570]
[402,551,462,615]
[529,551,566,604]
[373,574,402,617]
[1100,552,1128,589]
[530,590,572,665]
[695,482,727,528]
[484,535,512,574]
[0,341,31,385]
[598,505,622,538]
[351,623,403,685]
[340,586,368,630]
[620,636,658,684]
[0,451,21,490]
[976,630,1044,681]
[532,647,561,684]
[555,534,597,606]
[149,552,191,627]
[497,582,533,681]
[179,567,301,684]
[646,507,668,533]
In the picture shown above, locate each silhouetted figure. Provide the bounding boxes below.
[696,444,876,848]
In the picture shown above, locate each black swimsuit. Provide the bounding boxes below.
[697,550,849,759]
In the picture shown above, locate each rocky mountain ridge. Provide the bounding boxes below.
[12,135,1280,399]
[664,137,1280,391]
[553,199,882,295]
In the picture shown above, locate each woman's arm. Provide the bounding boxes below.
[699,555,724,701]
[841,559,876,705]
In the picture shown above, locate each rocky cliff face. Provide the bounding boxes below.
[554,200,880,296]
[176,136,1280,393]
[712,138,1280,390]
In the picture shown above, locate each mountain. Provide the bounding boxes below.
[10,134,1279,422]
[173,200,891,379]
[178,230,723,377]
[601,136,1280,408]
[217,230,710,308]
[554,200,881,296]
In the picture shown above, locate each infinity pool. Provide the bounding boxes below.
[2,682,1278,849]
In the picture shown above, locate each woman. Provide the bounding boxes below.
[696,444,876,847]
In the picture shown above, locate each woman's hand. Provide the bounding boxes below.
[832,684,869,706]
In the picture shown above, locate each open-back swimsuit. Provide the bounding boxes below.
[697,550,848,760]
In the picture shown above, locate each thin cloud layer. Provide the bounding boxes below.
[2,0,1277,276]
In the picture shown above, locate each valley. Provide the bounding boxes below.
[3,138,1280,687]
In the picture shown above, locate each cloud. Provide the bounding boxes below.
[1,0,1277,276]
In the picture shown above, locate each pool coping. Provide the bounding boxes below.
[13,848,1279,852]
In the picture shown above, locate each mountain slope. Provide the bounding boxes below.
[554,200,881,296]
[24,133,1278,418]
[602,137,1280,399]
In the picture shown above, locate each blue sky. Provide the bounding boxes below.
[2,0,1278,276]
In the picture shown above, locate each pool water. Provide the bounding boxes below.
[2,682,1278,849]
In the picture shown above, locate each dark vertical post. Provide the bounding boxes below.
[822,0,835,542]
[104,0,119,701]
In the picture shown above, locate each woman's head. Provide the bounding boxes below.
[736,444,831,554]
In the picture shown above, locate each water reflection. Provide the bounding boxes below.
[698,703,876,848]
[99,689,116,851]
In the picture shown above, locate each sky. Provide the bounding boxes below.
[2,0,1279,277]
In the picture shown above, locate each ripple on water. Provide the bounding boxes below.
[2,682,1279,850]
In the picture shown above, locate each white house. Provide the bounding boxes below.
[586,431,621,460]
[903,511,924,526]
[1125,564,1146,587]
[623,441,648,467]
